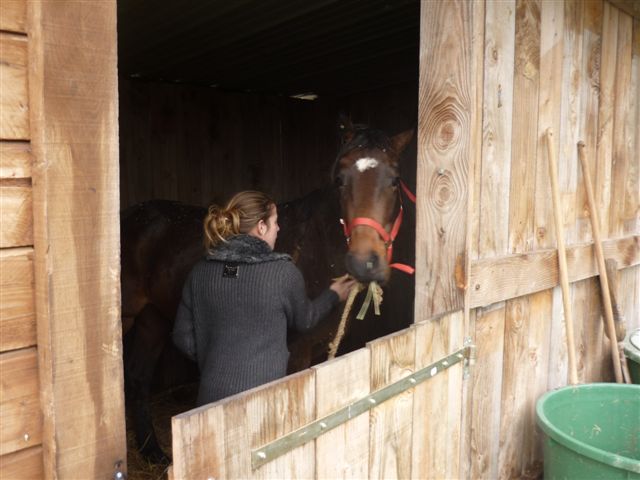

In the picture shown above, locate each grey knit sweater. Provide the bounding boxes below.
[172,234,339,406]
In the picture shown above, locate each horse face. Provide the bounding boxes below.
[334,121,413,284]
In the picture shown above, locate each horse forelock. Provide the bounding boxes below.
[333,128,394,179]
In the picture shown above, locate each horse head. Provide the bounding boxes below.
[333,117,414,285]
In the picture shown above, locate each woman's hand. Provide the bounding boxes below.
[329,274,358,302]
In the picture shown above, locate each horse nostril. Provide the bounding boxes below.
[365,253,379,271]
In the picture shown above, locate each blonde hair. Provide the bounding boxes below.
[204,190,275,250]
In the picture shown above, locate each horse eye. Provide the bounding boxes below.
[391,177,400,187]
[335,176,345,188]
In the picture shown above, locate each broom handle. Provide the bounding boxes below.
[577,142,623,383]
[545,129,579,385]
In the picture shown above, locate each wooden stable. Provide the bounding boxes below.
[0,1,639,479]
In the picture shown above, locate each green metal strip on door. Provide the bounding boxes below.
[251,342,476,469]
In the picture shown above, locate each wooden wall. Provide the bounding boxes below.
[416,0,640,478]
[118,78,417,209]
[0,2,42,477]
[1,1,126,478]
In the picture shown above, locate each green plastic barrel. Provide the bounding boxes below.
[623,328,640,384]
[536,383,640,479]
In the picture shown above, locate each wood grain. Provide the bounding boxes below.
[171,402,227,479]
[0,141,32,179]
[469,235,640,308]
[411,312,464,480]
[596,3,619,235]
[469,305,505,480]
[479,0,515,259]
[368,328,415,479]
[416,0,474,317]
[0,348,42,456]
[0,446,43,480]
[27,1,126,477]
[0,181,33,248]
[0,247,36,352]
[314,348,370,479]
[0,32,29,140]
[0,1,27,33]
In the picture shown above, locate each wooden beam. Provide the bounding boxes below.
[0,1,27,34]
[27,1,126,477]
[608,0,640,20]
[0,32,29,140]
[469,235,639,308]
[0,348,42,456]
[0,247,36,352]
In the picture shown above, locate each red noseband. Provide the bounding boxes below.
[340,180,416,275]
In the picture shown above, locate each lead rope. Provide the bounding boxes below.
[328,281,383,359]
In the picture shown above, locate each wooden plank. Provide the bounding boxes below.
[478,0,515,259]
[557,0,584,245]
[0,348,42,456]
[609,11,634,237]
[0,32,28,140]
[368,327,415,479]
[521,290,552,476]
[577,0,604,242]
[0,446,44,480]
[0,1,28,33]
[0,180,33,248]
[596,3,619,236]
[497,296,529,478]
[0,247,36,352]
[608,0,640,20]
[416,0,475,317]
[508,0,541,254]
[221,370,315,479]
[469,304,505,480]
[628,19,640,234]
[171,402,227,479]
[411,312,464,479]
[469,234,640,308]
[314,348,370,479]
[534,0,564,251]
[0,141,31,178]
[27,1,126,477]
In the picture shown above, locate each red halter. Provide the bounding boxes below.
[340,180,416,275]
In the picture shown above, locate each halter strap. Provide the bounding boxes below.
[340,179,416,275]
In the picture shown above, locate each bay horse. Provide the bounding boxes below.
[120,118,415,462]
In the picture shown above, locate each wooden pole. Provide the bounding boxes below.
[545,129,579,385]
[577,142,624,383]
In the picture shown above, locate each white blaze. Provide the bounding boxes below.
[355,157,379,172]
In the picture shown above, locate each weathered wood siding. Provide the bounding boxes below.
[429,0,640,477]
[1,1,125,478]
[0,2,42,477]
[118,78,417,209]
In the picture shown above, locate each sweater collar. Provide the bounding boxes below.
[206,234,291,264]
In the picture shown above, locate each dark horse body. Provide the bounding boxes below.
[121,120,415,462]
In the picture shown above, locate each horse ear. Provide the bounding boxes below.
[391,128,414,154]
[338,113,355,144]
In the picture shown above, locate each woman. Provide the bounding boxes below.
[172,190,355,406]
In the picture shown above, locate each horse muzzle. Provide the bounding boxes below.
[345,249,390,284]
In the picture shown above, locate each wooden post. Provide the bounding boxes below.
[577,141,624,383]
[545,129,578,385]
[28,1,126,477]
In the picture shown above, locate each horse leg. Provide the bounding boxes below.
[123,303,172,464]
